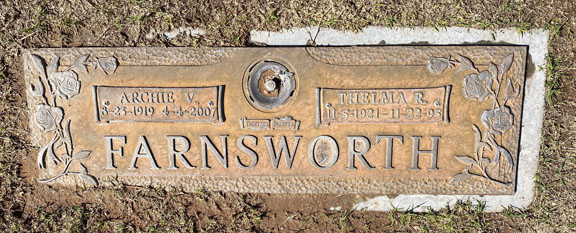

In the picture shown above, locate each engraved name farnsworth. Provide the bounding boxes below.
[24,47,527,194]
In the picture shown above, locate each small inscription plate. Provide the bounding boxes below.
[24,47,528,195]
[94,86,224,123]
[318,86,451,125]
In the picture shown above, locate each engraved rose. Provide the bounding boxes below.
[98,57,118,75]
[49,71,80,99]
[35,104,63,132]
[463,71,492,101]
[481,106,513,135]
[427,57,450,75]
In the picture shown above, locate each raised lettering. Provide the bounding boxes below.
[167,135,195,170]
[105,135,126,169]
[339,92,346,104]
[397,91,407,104]
[167,92,175,103]
[120,93,129,104]
[346,136,374,170]
[376,135,403,169]
[236,135,259,169]
[129,136,160,170]
[308,135,339,169]
[415,92,427,104]
[410,136,440,171]
[264,136,302,169]
[200,135,228,169]
[381,92,393,104]
[130,92,139,103]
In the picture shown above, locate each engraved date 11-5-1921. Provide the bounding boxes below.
[319,86,450,125]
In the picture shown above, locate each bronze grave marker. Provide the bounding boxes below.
[24,47,527,194]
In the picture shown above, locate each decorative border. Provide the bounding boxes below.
[427,53,520,186]
[252,27,545,211]
[26,48,234,66]
[24,46,528,197]
[28,53,118,186]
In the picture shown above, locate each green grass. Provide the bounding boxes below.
[543,54,563,109]
[0,0,575,231]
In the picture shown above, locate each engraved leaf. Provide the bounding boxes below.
[505,80,520,100]
[72,150,91,160]
[505,79,513,97]
[500,53,514,75]
[481,157,490,165]
[55,139,64,149]
[80,173,98,186]
[499,146,514,171]
[63,120,73,151]
[492,143,501,164]
[30,54,47,78]
[30,77,45,97]
[74,64,88,74]
[47,136,59,165]
[47,57,60,74]
[455,54,475,73]
[75,54,89,64]
[455,64,469,74]
[486,135,502,166]
[488,62,498,80]
[450,172,472,183]
[476,141,490,158]
[37,143,49,169]
[37,134,59,168]
[80,163,88,174]
[455,155,476,165]
[36,77,45,96]
[458,54,474,68]
[73,54,89,73]
[98,57,118,75]
[472,124,482,152]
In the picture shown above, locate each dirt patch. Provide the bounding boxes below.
[1,0,576,232]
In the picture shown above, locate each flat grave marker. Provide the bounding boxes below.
[25,46,528,196]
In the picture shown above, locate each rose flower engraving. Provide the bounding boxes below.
[34,104,63,132]
[481,106,514,135]
[427,57,451,75]
[463,71,492,101]
[49,71,81,99]
[29,53,117,186]
[442,52,518,185]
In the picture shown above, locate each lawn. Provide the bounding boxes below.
[0,0,574,231]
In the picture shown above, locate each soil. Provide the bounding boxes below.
[1,0,575,232]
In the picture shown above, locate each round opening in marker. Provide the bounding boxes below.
[244,61,297,112]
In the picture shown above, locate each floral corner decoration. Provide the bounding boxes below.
[29,53,118,187]
[429,53,521,185]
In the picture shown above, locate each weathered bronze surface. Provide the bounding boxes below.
[24,47,527,194]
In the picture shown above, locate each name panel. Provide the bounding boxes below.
[24,47,528,195]
[318,86,451,125]
[94,86,224,123]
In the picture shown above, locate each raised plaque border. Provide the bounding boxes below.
[24,44,529,199]
[251,27,549,211]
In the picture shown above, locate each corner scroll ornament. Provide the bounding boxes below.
[29,53,118,186]
[428,53,520,185]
